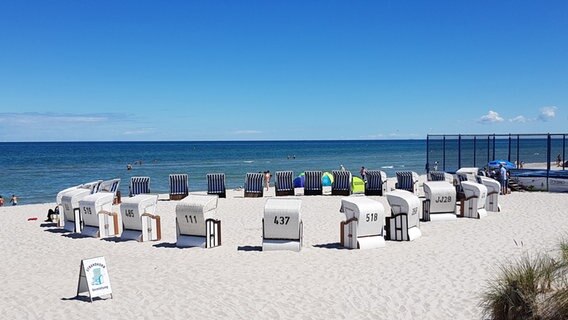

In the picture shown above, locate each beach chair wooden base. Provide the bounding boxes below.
[244,192,263,198]
[275,189,295,196]
[304,189,322,196]
[365,189,383,196]
[332,189,351,196]
[208,192,226,198]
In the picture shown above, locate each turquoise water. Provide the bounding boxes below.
[1,138,562,204]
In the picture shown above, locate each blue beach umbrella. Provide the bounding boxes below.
[488,160,516,169]
[293,175,305,188]
[322,172,333,186]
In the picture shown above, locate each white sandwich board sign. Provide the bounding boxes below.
[77,256,113,302]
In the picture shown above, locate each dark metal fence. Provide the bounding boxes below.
[426,133,567,174]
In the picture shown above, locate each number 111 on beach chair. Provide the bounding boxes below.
[262,198,303,252]
[175,195,222,248]
[120,194,161,242]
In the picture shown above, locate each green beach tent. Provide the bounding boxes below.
[352,176,365,194]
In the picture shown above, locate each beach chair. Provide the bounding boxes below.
[79,192,120,238]
[120,194,161,242]
[385,190,422,241]
[129,176,150,197]
[275,171,295,196]
[332,170,352,196]
[175,195,222,248]
[479,177,501,212]
[395,171,419,194]
[169,174,189,201]
[61,188,93,233]
[244,172,264,198]
[427,171,447,182]
[99,178,121,204]
[340,197,386,249]
[422,181,457,222]
[262,198,303,252]
[460,181,488,219]
[365,170,387,196]
[304,171,323,196]
[55,180,103,227]
[207,173,226,198]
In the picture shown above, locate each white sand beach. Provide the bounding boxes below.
[1,181,568,319]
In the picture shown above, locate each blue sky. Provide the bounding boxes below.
[0,0,566,141]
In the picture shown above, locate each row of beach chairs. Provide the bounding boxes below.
[54,175,501,251]
[128,170,422,200]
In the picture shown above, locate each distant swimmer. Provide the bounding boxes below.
[127,163,132,170]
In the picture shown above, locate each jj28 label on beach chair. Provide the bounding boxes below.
[77,256,113,302]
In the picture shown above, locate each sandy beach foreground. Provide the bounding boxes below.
[1,183,567,319]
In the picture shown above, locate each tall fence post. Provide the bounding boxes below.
[443,136,446,171]
[458,134,462,169]
[547,134,551,191]
[426,135,430,173]
[473,136,477,167]
[516,135,520,168]
[508,134,511,161]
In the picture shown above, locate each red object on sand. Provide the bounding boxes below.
[27,217,38,221]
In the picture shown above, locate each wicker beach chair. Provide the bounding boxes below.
[331,170,352,196]
[395,171,419,194]
[262,198,303,252]
[304,171,323,196]
[120,194,161,242]
[339,197,386,249]
[129,176,150,197]
[169,174,189,201]
[244,172,264,198]
[365,170,387,196]
[175,195,222,248]
[207,173,226,198]
[275,171,295,196]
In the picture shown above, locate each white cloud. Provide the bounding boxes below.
[233,130,261,135]
[0,112,109,124]
[123,128,154,135]
[509,115,528,123]
[538,106,557,121]
[478,110,504,124]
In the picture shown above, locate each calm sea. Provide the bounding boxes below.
[0,138,561,204]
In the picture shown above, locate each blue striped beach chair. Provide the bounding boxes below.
[395,171,419,194]
[169,174,189,200]
[428,171,447,182]
[304,171,323,196]
[275,171,295,196]
[244,172,264,198]
[99,178,121,204]
[129,176,150,197]
[365,170,387,196]
[207,173,226,198]
[332,170,352,196]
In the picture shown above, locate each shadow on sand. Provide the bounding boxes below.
[237,245,262,252]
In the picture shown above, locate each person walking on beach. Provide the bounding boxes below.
[557,154,562,167]
[264,170,271,191]
[340,164,346,171]
[10,194,18,206]
[499,165,508,195]
[0,195,4,206]
[360,166,367,182]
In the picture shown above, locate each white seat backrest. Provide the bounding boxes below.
[264,198,301,240]
[340,197,384,237]
[176,195,218,237]
[121,194,158,231]
[61,188,92,221]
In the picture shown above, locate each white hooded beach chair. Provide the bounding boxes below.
[385,190,422,241]
[304,171,323,196]
[79,192,120,238]
[339,197,386,249]
[332,170,352,196]
[479,177,501,212]
[460,181,488,219]
[244,172,264,198]
[262,198,303,252]
[61,188,93,233]
[275,171,294,196]
[169,174,189,200]
[428,171,454,184]
[129,176,150,197]
[55,180,103,227]
[207,173,226,198]
[422,181,457,222]
[395,171,419,194]
[365,170,388,196]
[175,195,222,248]
[120,194,161,242]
